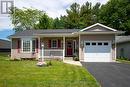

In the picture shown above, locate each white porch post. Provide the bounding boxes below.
[63,36,65,61]
[38,37,41,59]
[41,44,44,62]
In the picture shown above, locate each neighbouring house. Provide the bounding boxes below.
[0,39,11,52]
[9,23,123,62]
[116,36,130,59]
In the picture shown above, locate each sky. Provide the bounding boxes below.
[0,0,109,40]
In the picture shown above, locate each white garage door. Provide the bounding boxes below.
[84,41,111,62]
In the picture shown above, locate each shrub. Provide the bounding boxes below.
[53,58,62,61]
[73,52,79,61]
[118,57,130,61]
[73,57,79,61]
[47,60,52,66]
[123,57,127,60]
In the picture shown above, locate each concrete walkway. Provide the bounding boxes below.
[64,60,82,66]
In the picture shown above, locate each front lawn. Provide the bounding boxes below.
[0,53,99,87]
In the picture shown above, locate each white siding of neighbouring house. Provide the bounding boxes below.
[117,42,130,59]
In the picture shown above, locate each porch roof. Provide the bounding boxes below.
[9,29,79,38]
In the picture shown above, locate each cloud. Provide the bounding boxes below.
[15,0,70,18]
[15,0,109,18]
[0,0,109,30]
[0,17,13,31]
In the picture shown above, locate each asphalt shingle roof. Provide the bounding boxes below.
[116,36,130,43]
[10,29,126,44]
[10,29,80,37]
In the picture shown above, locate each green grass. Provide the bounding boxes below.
[117,59,130,64]
[0,53,99,87]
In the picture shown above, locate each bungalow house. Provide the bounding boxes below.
[116,36,130,59]
[9,23,123,62]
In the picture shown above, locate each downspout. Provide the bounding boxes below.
[79,34,80,61]
[115,34,117,61]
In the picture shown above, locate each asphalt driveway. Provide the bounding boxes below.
[81,62,130,87]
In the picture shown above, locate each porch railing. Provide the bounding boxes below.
[39,49,64,60]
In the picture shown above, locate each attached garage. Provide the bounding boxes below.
[84,41,111,62]
[78,23,124,62]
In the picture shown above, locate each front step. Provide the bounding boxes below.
[65,57,73,60]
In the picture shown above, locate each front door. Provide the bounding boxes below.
[66,41,73,56]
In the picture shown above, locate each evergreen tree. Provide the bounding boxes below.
[37,13,51,29]
[99,0,130,34]
[65,3,81,29]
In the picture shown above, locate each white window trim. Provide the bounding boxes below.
[21,38,32,53]
[51,39,58,48]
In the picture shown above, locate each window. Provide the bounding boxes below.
[86,42,90,46]
[98,43,102,45]
[22,38,37,53]
[32,39,36,52]
[51,40,58,48]
[104,42,108,45]
[92,42,96,45]
[67,42,72,48]
[22,40,31,52]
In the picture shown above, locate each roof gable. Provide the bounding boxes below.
[80,23,117,32]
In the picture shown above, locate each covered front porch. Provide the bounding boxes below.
[38,36,79,61]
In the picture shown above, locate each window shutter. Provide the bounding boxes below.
[17,39,21,53]
[58,40,61,48]
[36,38,38,53]
[48,40,51,48]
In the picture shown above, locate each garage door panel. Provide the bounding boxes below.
[85,53,110,58]
[84,41,111,62]
[84,58,110,62]
[85,47,110,53]
[85,49,110,53]
[85,53,95,57]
